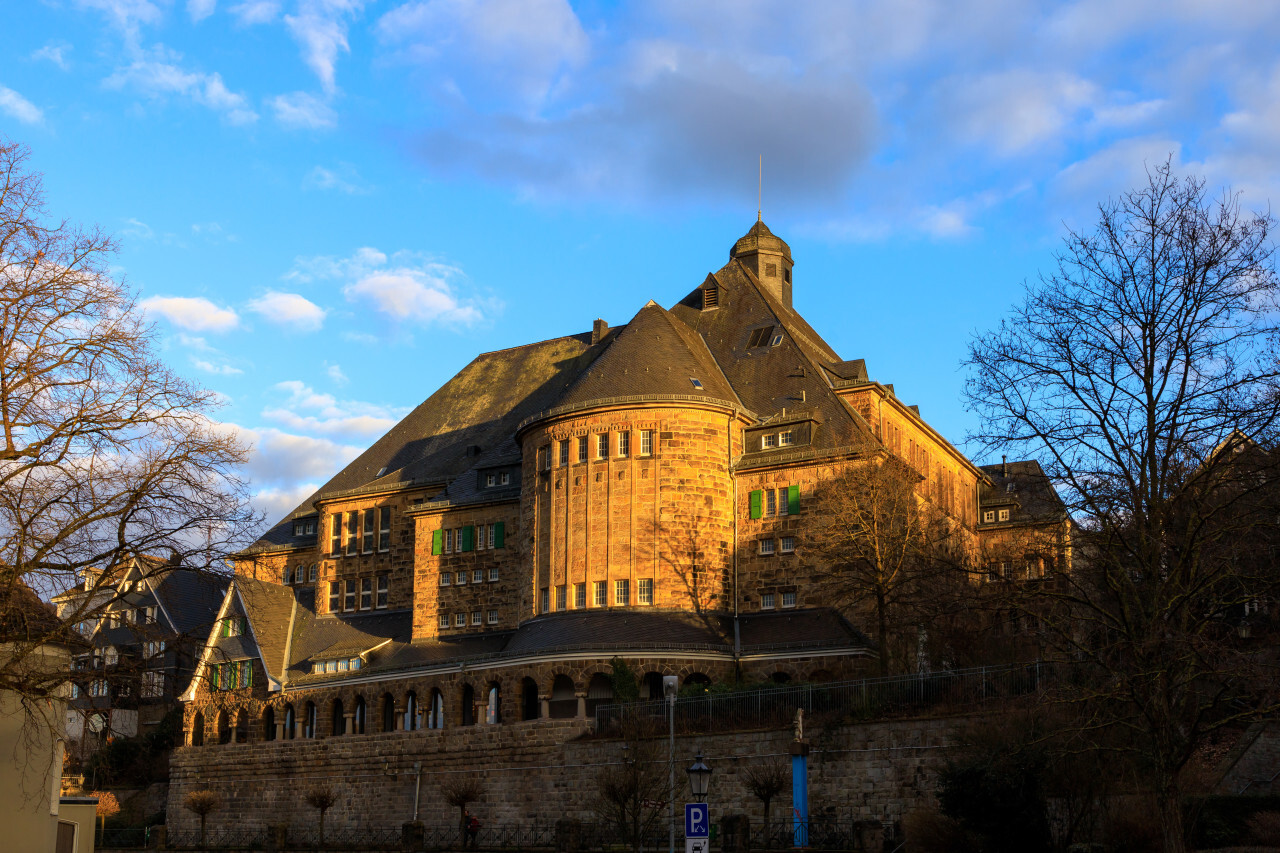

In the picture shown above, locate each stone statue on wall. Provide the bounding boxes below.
[794,708,804,742]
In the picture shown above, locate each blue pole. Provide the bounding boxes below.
[791,745,809,847]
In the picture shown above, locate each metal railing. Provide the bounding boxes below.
[594,662,1045,735]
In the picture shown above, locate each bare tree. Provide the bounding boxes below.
[182,789,220,846]
[965,160,1280,853]
[804,451,965,675]
[596,715,668,853]
[743,761,788,847]
[305,786,338,845]
[441,776,484,847]
[0,139,257,716]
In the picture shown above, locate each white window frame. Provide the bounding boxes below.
[615,579,630,606]
[781,591,797,608]
[593,581,607,608]
[471,611,482,626]
[575,583,586,609]
[559,439,570,466]
[761,593,776,610]
[488,567,499,582]
[439,613,449,628]
[455,613,466,627]
[360,577,373,610]
[759,539,776,556]
[998,509,1010,522]
[763,433,778,449]
[983,510,995,523]
[640,430,653,456]
[780,536,795,554]
[556,585,567,611]
[597,434,609,459]
[779,430,793,446]
[638,578,653,606]
[765,490,777,517]
[540,588,549,613]
[578,436,589,463]
[617,431,630,457]
[488,609,499,625]
[472,569,484,584]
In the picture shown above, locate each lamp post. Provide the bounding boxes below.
[664,676,678,853]
[686,754,712,804]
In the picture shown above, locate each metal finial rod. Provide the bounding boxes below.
[758,155,762,221]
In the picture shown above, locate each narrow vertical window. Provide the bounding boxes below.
[577,436,588,463]
[640,430,653,456]
[309,563,316,582]
[376,575,389,609]
[328,581,340,613]
[593,581,606,607]
[615,579,630,606]
[766,489,777,517]
[488,567,499,582]
[617,431,630,457]
[439,613,449,628]
[379,507,391,552]
[330,515,341,557]
[346,510,358,556]
[363,509,375,554]
[559,439,570,466]
[455,613,465,627]
[487,524,495,549]
[574,583,586,609]
[638,578,653,606]
[556,585,567,611]
[596,434,608,458]
[540,588,549,613]
[344,579,356,611]
[471,610,482,626]
[360,577,373,610]
[444,529,453,554]
[777,487,788,516]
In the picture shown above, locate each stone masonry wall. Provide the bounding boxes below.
[167,713,967,835]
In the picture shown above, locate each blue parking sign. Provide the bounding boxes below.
[685,804,709,838]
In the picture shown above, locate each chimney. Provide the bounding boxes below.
[1002,455,1007,478]
[591,318,609,345]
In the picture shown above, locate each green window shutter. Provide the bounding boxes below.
[432,529,443,555]
[494,521,505,549]
[221,618,230,638]
[749,490,762,519]
[788,484,801,515]
[461,525,475,552]
[210,664,219,690]
[239,616,248,636]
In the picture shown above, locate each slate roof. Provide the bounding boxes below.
[0,578,62,642]
[978,460,1068,524]
[151,569,228,635]
[231,577,299,682]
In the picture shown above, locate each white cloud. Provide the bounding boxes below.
[938,70,1097,155]
[247,291,327,332]
[264,380,403,437]
[303,164,368,193]
[104,51,259,125]
[284,0,370,93]
[270,91,337,129]
[229,0,281,25]
[192,358,245,375]
[32,43,72,70]
[141,296,240,332]
[326,363,349,385]
[188,0,216,22]
[73,0,164,40]
[220,422,363,520]
[0,86,44,125]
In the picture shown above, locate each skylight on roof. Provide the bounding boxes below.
[770,334,784,347]
[690,378,703,390]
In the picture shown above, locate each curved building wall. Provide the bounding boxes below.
[519,403,746,619]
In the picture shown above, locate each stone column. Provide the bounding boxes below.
[274,721,285,741]
[395,704,405,731]
[540,695,550,719]
[575,692,587,720]
[344,712,355,735]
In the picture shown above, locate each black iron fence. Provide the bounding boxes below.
[594,662,1046,736]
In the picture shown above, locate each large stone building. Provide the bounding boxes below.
[173,221,1067,825]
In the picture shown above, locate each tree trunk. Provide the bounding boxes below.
[320,810,326,845]
[1159,784,1186,853]
[763,798,772,849]
[876,591,889,676]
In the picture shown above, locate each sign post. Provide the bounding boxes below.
[685,803,709,853]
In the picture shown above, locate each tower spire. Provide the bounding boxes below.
[757,155,762,221]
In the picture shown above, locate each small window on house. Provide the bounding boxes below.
[456,569,466,585]
[486,473,497,487]
[638,578,654,606]
[690,378,704,390]
[376,576,389,609]
[760,539,776,555]
[475,524,486,552]
[346,510,359,556]
[540,445,552,471]
[556,585,567,611]
[765,489,777,516]
[309,563,317,582]
[593,580,607,608]
[559,440,570,466]
[294,565,305,584]
[471,611,482,626]
[360,577,373,610]
[487,524,496,549]
[455,613,465,627]
[577,436,589,463]
[488,609,499,624]
[779,430,793,446]
[784,267,791,283]
[344,579,356,612]
[780,536,795,554]
[500,471,510,485]
[328,582,340,612]
[781,591,797,608]
[444,529,453,554]
[615,579,630,606]
[363,509,375,554]
[439,613,449,628]
[998,509,1010,522]
[330,515,341,557]
[763,433,778,449]
[983,510,995,523]
[761,593,776,610]
[379,508,391,551]
[440,572,450,586]
[473,569,483,584]
[488,567,499,582]
[640,430,653,456]
[540,588,549,613]
[596,434,608,459]
[1006,482,1015,493]
[574,583,586,609]
[617,431,630,458]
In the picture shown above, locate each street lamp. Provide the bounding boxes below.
[686,754,712,804]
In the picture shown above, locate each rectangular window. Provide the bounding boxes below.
[472,569,483,584]
[780,536,795,554]
[500,471,510,485]
[615,579,630,606]
[376,576,389,609]
[379,507,391,551]
[439,613,449,628]
[363,509,375,554]
[766,489,777,516]
[597,433,608,458]
[556,585,567,611]
[983,510,995,523]
[456,568,466,585]
[761,593,776,610]
[486,472,497,487]
[330,515,341,557]
[346,510,359,555]
[760,539,776,555]
[488,567,499,582]
[763,433,778,449]
[575,583,586,609]
[487,524,495,549]
[638,578,653,606]
[640,430,653,456]
[559,439,570,466]
[779,430,793,446]
[344,579,356,612]
[781,591,797,608]
[440,572,450,586]
[472,610,482,626]
[328,582,340,612]
[540,444,552,471]
[337,659,349,672]
[309,563,317,582]
[577,436,589,463]
[540,588,550,613]
[998,509,1010,521]
[360,577,373,610]
[488,609,499,625]
[617,431,630,457]
[475,524,486,551]
[455,613,466,627]
[593,580,607,608]
[444,528,453,554]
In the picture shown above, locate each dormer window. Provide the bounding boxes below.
[983,510,995,523]
[778,430,793,447]
[998,509,1010,521]
[747,326,775,348]
[763,434,778,449]
[701,285,719,310]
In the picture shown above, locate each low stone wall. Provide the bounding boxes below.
[167,713,967,837]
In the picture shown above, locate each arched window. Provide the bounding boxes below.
[521,677,539,721]
[382,693,396,733]
[263,706,276,741]
[769,671,792,685]
[549,675,576,719]
[427,689,445,729]
[486,683,501,725]
[404,691,419,731]
[332,698,345,736]
[642,672,666,701]
[585,673,613,718]
[235,708,248,743]
[353,695,366,735]
[294,564,304,584]
[283,704,296,740]
[303,702,317,738]
[461,684,475,726]
[217,709,231,745]
[684,673,712,694]
[191,712,204,746]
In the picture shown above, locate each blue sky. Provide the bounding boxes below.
[5,0,1280,522]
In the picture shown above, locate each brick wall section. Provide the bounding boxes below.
[166,714,966,835]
